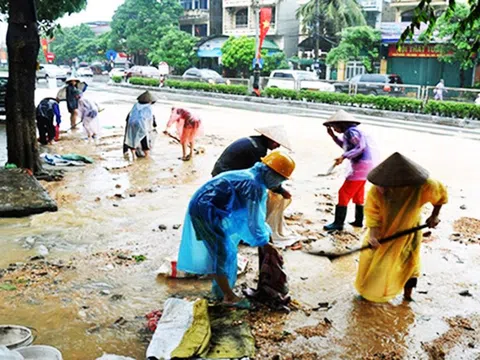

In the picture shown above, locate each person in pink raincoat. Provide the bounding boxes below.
[164,107,203,161]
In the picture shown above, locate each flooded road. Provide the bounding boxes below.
[1,85,480,359]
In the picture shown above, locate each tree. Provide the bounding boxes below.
[262,52,290,76]
[110,0,183,64]
[400,0,480,60]
[50,24,100,64]
[1,0,86,173]
[431,4,480,87]
[221,37,268,77]
[148,28,198,74]
[326,26,381,73]
[296,0,366,40]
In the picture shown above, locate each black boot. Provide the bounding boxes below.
[349,205,364,228]
[324,206,347,231]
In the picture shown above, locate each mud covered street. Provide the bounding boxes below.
[1,86,480,359]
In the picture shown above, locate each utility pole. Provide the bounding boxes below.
[314,0,320,64]
[253,0,260,59]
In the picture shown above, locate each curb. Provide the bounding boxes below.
[112,82,480,129]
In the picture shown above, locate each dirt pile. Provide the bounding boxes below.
[451,217,480,245]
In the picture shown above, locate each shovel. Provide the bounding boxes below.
[308,224,429,261]
[318,162,337,177]
[164,131,198,152]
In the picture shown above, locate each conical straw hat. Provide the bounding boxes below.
[323,110,361,126]
[367,152,429,187]
[255,125,292,151]
[66,76,81,83]
[137,91,157,104]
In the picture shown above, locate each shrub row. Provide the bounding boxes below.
[120,78,479,119]
[164,80,249,96]
[263,88,480,119]
[111,76,123,83]
[128,77,160,87]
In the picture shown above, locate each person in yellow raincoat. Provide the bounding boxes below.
[355,152,448,302]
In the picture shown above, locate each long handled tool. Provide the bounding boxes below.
[164,131,198,152]
[309,224,429,261]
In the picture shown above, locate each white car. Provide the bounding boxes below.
[77,67,94,77]
[109,68,125,78]
[36,64,67,81]
[266,70,335,92]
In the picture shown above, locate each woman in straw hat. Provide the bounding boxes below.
[177,151,295,308]
[323,110,376,231]
[65,76,87,130]
[123,91,157,159]
[355,152,448,302]
[164,107,203,161]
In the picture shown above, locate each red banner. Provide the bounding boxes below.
[257,8,272,59]
[388,44,440,58]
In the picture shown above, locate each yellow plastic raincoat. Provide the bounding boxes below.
[355,178,448,302]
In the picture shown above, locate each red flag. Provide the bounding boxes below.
[257,8,272,59]
[40,38,49,58]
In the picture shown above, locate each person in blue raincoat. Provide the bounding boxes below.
[177,151,296,307]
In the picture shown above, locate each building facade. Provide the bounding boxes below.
[388,0,448,22]
[222,0,300,57]
[179,0,211,37]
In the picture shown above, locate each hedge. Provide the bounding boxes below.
[128,77,160,87]
[164,79,248,96]
[111,76,122,83]
[263,88,479,120]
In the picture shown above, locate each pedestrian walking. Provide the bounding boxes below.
[164,107,202,161]
[434,79,446,101]
[36,97,61,145]
[355,152,448,302]
[323,110,377,231]
[177,151,295,308]
[123,91,157,159]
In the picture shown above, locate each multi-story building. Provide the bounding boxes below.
[222,0,300,57]
[357,0,384,28]
[179,0,211,37]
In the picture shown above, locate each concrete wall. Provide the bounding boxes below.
[277,0,299,57]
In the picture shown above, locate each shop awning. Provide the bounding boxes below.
[197,48,223,57]
[197,36,228,58]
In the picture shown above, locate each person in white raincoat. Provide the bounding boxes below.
[123,91,157,158]
[77,91,100,141]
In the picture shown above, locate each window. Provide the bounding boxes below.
[273,72,284,78]
[197,0,208,9]
[270,7,276,26]
[235,8,248,28]
[283,73,294,79]
[360,74,384,83]
[181,0,193,9]
[180,24,193,35]
[401,10,414,22]
[194,24,208,37]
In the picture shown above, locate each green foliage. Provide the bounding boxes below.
[129,77,160,86]
[0,0,87,24]
[262,53,290,76]
[400,0,480,61]
[221,37,267,77]
[112,76,123,83]
[296,0,366,39]
[326,26,381,73]
[262,88,480,119]
[165,80,249,95]
[50,24,108,64]
[110,0,183,56]
[433,4,480,71]
[148,28,198,75]
[0,283,17,291]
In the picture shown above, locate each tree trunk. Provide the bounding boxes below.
[6,0,41,173]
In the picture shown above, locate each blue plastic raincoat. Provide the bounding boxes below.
[124,103,154,149]
[178,163,275,297]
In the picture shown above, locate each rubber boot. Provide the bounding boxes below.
[323,206,347,231]
[349,205,364,228]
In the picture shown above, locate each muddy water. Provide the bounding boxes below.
[1,90,480,359]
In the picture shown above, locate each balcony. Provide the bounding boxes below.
[223,25,276,36]
[357,0,382,11]
[223,0,277,7]
[180,8,210,22]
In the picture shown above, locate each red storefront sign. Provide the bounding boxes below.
[388,44,440,58]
